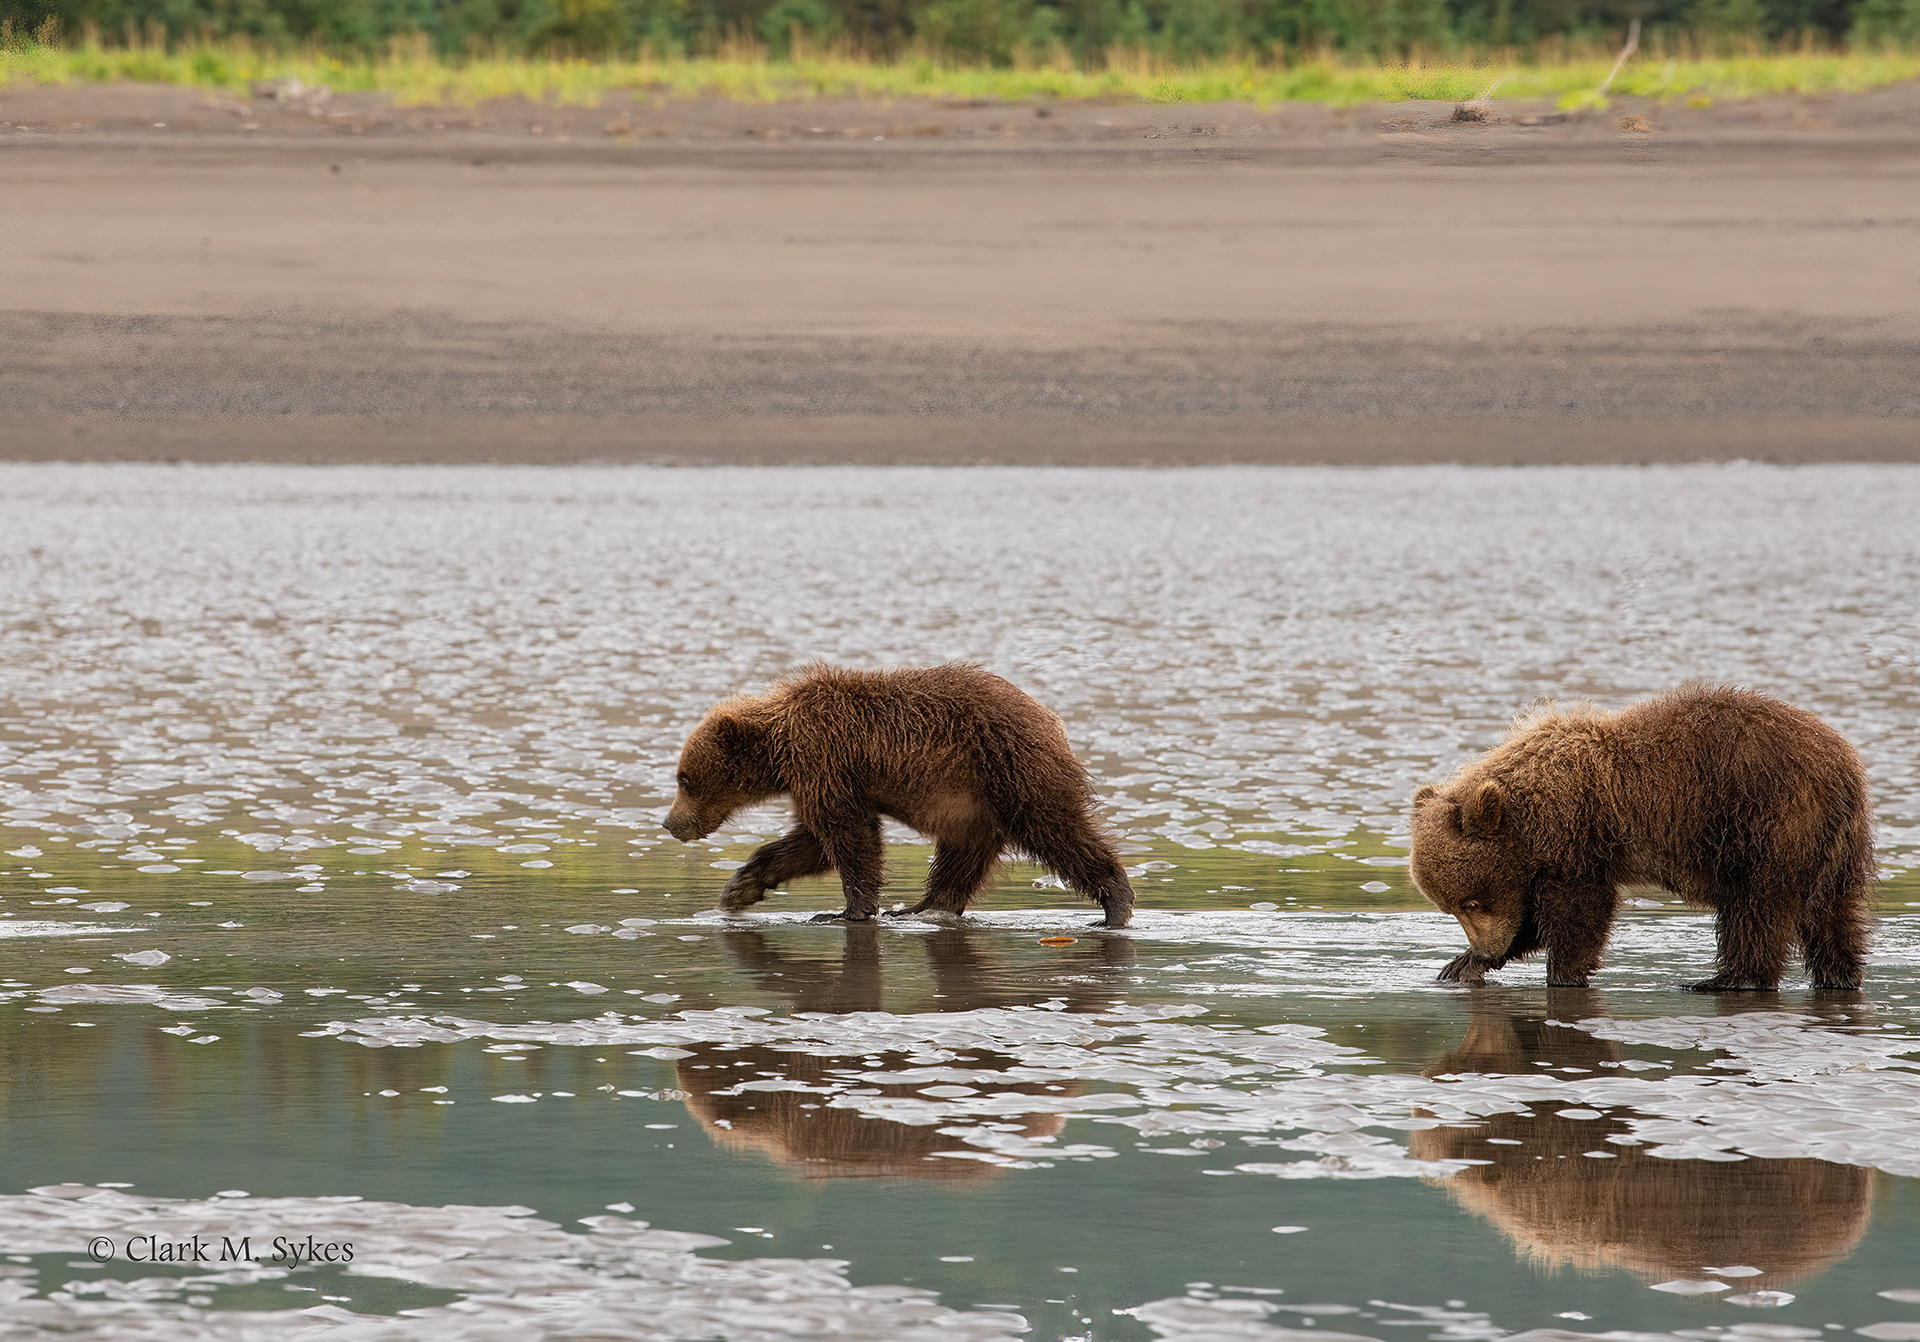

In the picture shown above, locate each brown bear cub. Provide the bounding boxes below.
[664,663,1137,927]
[1409,685,1873,991]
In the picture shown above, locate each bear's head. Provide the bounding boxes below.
[1410,779,1533,965]
[664,703,779,842]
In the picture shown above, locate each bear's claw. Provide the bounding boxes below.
[717,877,768,911]
[1437,951,1489,986]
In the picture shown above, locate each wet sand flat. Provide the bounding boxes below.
[4,462,1916,872]
[4,81,1920,463]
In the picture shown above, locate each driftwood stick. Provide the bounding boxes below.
[1597,17,1641,96]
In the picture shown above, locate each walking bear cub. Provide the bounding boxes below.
[664,663,1137,926]
[1409,685,1873,991]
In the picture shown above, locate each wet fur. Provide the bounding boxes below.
[1411,685,1874,991]
[664,662,1136,926]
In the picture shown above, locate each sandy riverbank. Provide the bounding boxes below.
[4,79,1918,464]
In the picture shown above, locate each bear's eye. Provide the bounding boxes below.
[676,771,691,790]
[1461,899,1481,912]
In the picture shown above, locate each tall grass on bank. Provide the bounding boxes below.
[4,33,1919,106]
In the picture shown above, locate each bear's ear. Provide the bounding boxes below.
[706,709,748,754]
[1412,784,1439,810]
[1461,781,1504,838]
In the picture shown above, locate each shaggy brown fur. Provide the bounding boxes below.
[664,662,1137,926]
[1410,685,1874,991]
[675,925,1129,1180]
[1411,994,1871,1283]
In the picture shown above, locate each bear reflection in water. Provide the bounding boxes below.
[1411,990,1872,1289]
[677,925,1133,1181]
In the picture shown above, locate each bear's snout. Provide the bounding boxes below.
[1455,909,1515,956]
[663,802,706,842]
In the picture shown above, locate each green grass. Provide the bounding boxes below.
[4,38,1919,108]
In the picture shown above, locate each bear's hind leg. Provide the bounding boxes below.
[1019,827,1134,929]
[1690,885,1793,992]
[1799,847,1870,992]
[993,782,1134,928]
[891,834,1002,919]
[1800,916,1866,991]
[719,828,832,912]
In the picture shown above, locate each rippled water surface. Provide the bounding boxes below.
[1,464,1918,1340]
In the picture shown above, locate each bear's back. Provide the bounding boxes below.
[770,663,1070,761]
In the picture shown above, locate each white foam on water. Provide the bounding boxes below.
[1725,1291,1797,1308]
[0,922,141,940]
[1649,1280,1729,1294]
[27,985,225,1013]
[0,1185,1030,1340]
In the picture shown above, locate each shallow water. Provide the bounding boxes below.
[1,464,1919,1340]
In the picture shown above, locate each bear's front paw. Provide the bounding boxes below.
[717,875,768,911]
[1437,951,1488,986]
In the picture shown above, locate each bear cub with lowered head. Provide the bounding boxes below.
[664,663,1136,927]
[1410,685,1872,991]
